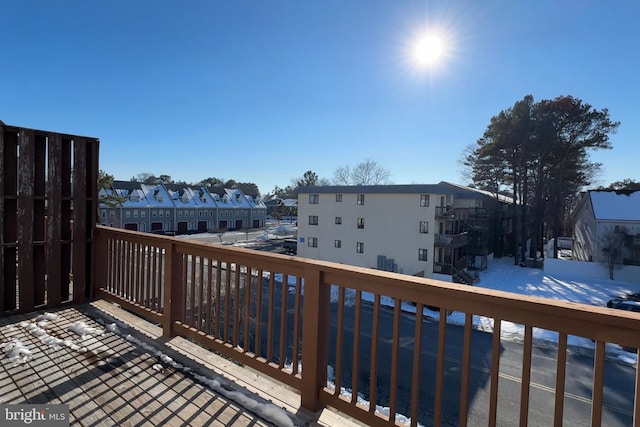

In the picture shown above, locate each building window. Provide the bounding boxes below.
[357,194,365,205]
[336,194,342,202]
[125,211,131,218]
[335,216,342,225]
[308,237,318,247]
[178,211,183,217]
[419,248,428,261]
[133,210,138,218]
[152,211,157,217]
[357,218,365,229]
[356,242,364,253]
[335,240,342,248]
[419,221,429,233]
[100,210,106,218]
[110,211,115,218]
[309,215,319,225]
[159,210,164,217]
[420,194,430,207]
[199,211,203,217]
[141,211,146,218]
[189,211,193,217]
[309,194,319,204]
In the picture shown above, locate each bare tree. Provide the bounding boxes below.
[600,226,626,280]
[209,227,228,243]
[332,159,392,185]
[333,165,351,185]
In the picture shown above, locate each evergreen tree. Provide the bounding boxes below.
[463,95,619,261]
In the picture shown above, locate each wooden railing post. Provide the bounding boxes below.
[301,266,330,411]
[93,227,107,296]
[163,242,185,338]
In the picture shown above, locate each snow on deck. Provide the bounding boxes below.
[0,307,284,427]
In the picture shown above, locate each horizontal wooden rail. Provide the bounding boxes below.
[94,225,640,427]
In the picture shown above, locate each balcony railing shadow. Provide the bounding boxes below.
[91,225,640,427]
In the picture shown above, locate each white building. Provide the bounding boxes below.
[297,183,510,283]
[572,190,640,265]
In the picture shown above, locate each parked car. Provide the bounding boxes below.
[607,297,640,313]
[282,239,297,255]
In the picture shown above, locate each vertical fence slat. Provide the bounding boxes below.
[234,264,241,346]
[489,318,502,427]
[0,124,5,313]
[72,137,87,303]
[591,340,605,427]
[434,308,447,426]
[554,332,568,427]
[206,257,213,334]
[278,274,288,368]
[255,268,263,358]
[224,262,232,342]
[458,313,473,427]
[214,260,222,336]
[292,275,302,375]
[18,130,35,312]
[334,285,345,395]
[1,129,17,313]
[137,242,144,303]
[388,298,402,423]
[267,272,275,360]
[46,133,62,307]
[351,289,362,406]
[369,293,380,414]
[190,255,196,327]
[243,266,252,351]
[519,325,533,427]
[198,255,205,330]
[410,303,424,427]
[33,134,46,307]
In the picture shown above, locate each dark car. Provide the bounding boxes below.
[282,239,297,255]
[607,297,640,313]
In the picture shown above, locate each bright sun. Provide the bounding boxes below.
[414,34,444,66]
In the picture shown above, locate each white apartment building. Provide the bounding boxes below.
[572,190,640,265]
[297,183,509,282]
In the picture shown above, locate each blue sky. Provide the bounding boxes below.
[2,1,638,195]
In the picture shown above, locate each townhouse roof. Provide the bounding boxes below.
[165,184,199,207]
[225,189,252,208]
[106,181,150,207]
[588,190,640,221]
[140,183,174,207]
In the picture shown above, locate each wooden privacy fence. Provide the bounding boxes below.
[95,225,640,427]
[0,121,99,314]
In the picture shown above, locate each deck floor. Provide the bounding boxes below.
[0,307,272,426]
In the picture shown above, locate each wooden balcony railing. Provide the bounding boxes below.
[94,225,640,427]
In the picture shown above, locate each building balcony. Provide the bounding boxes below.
[434,232,469,247]
[3,226,640,426]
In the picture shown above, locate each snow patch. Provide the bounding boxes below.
[69,322,105,339]
[1,340,32,365]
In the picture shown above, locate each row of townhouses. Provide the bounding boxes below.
[98,181,267,233]
[297,182,514,283]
